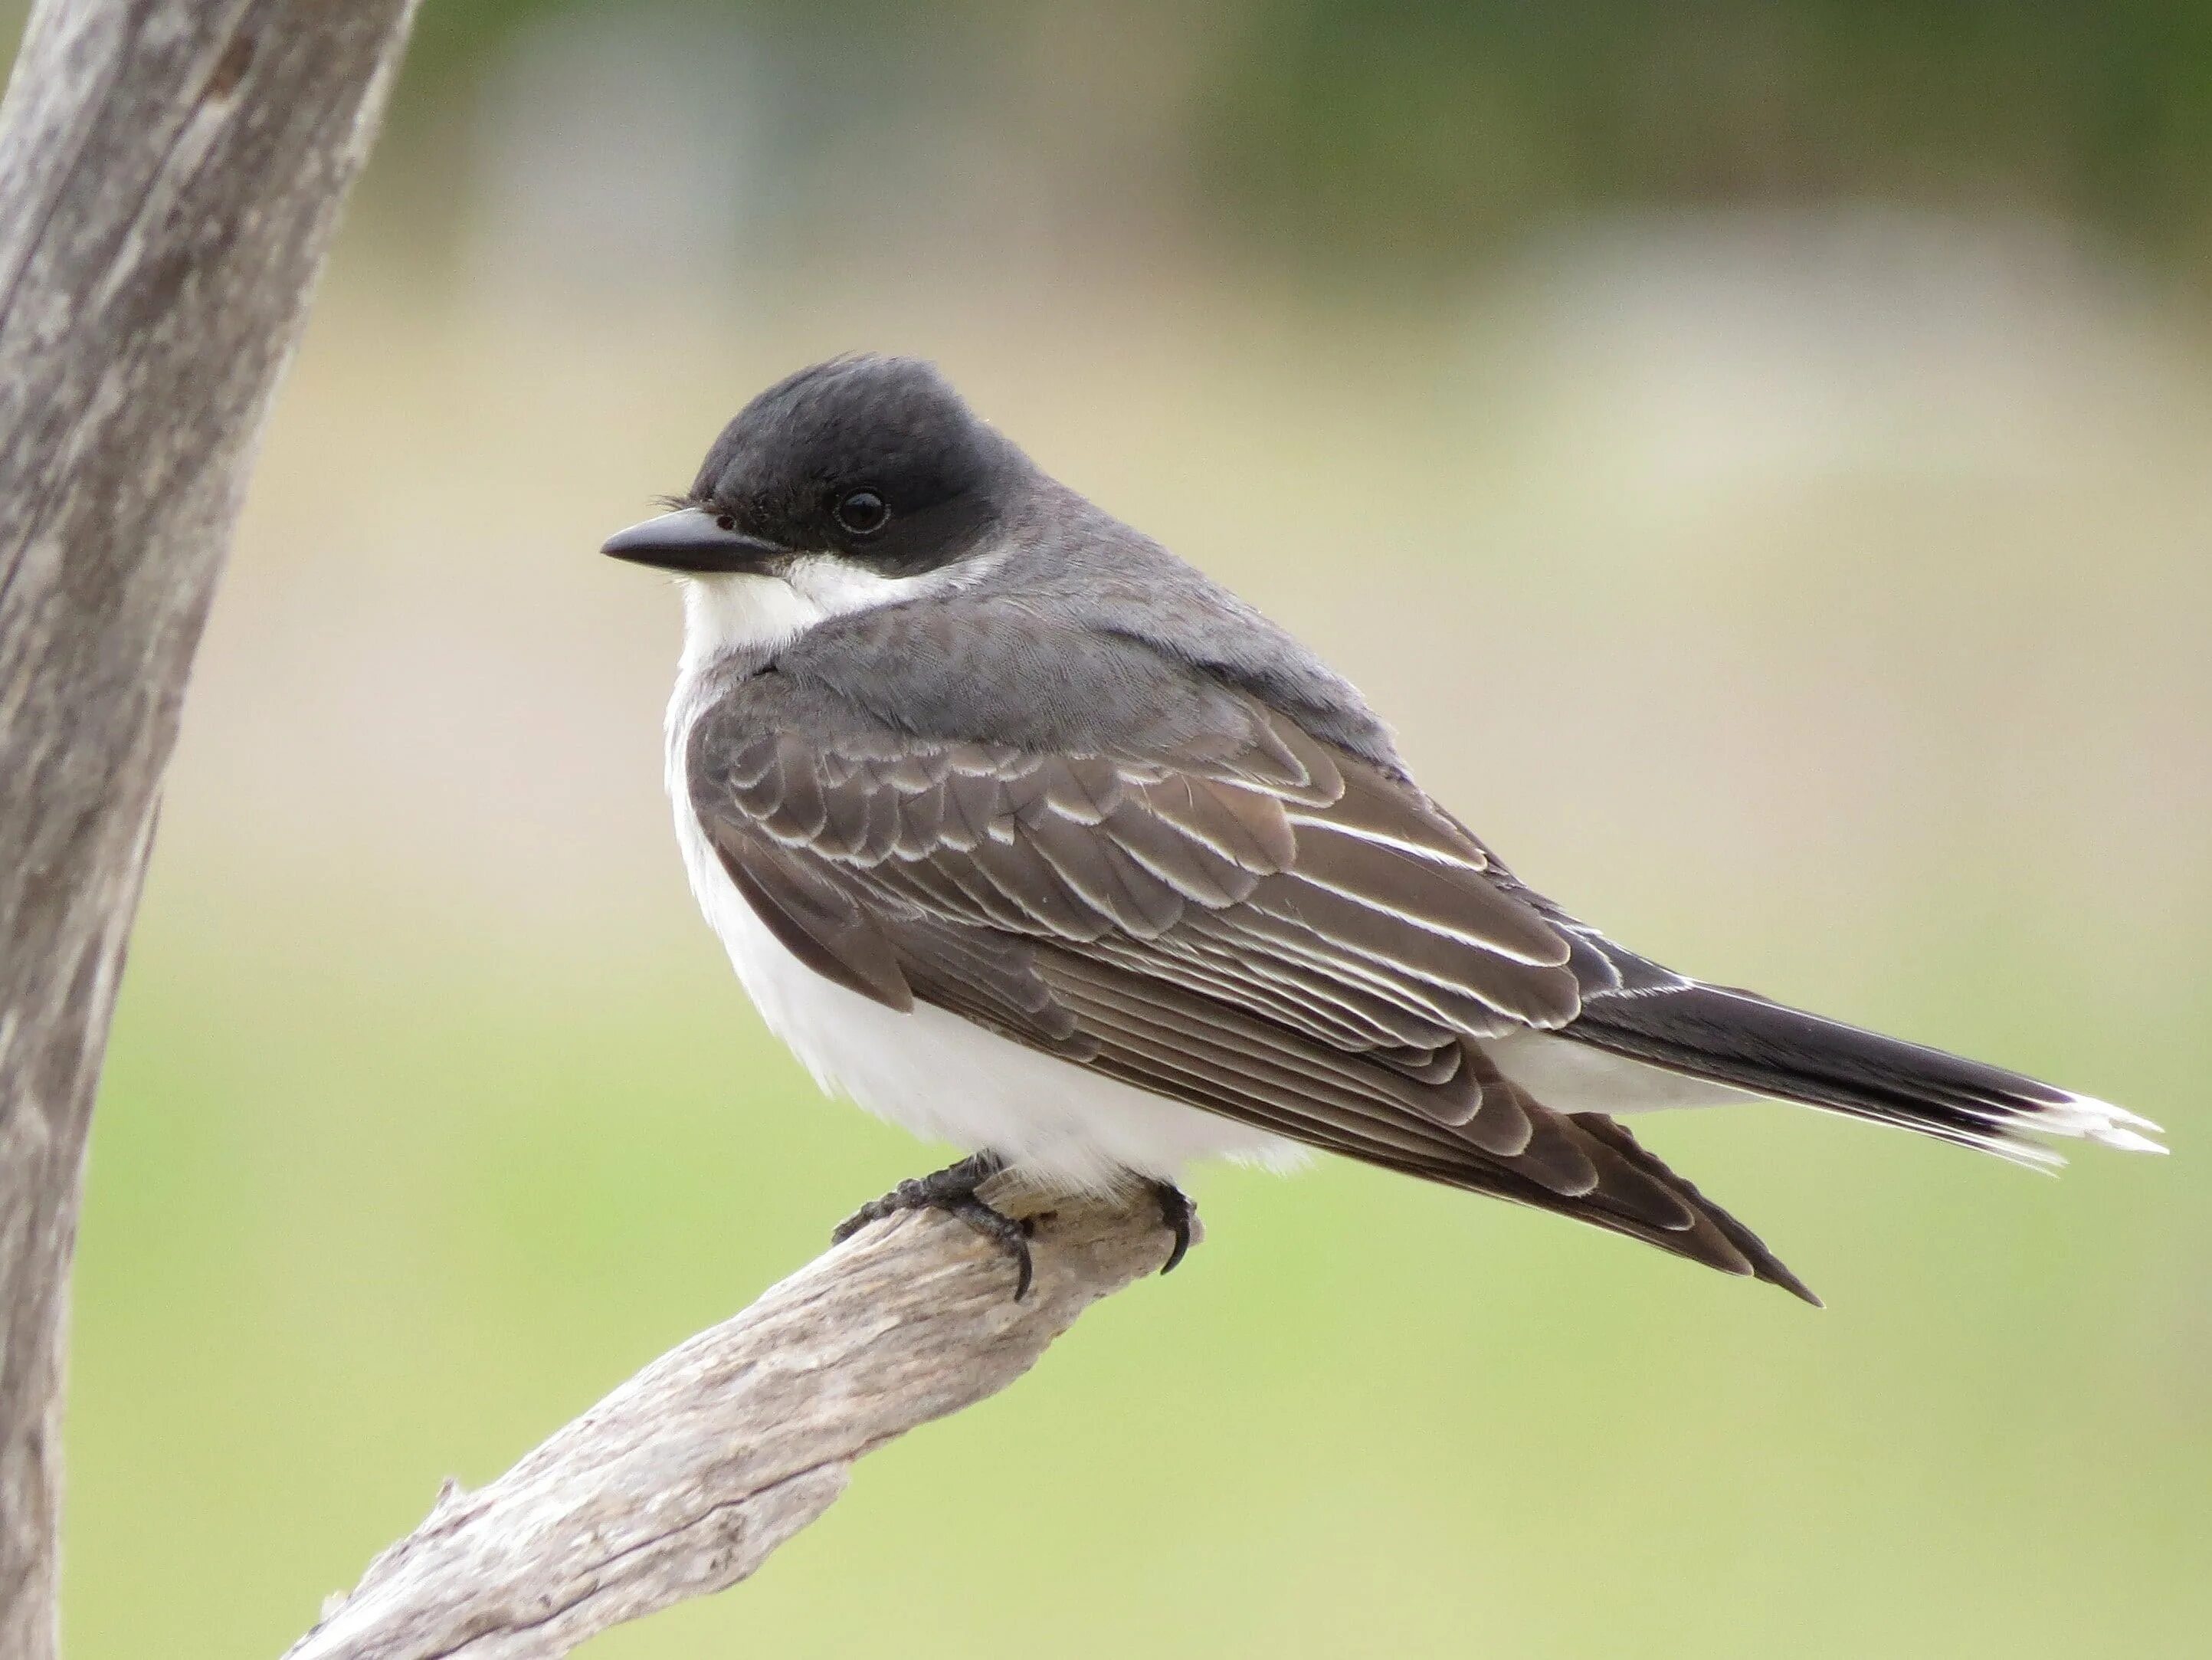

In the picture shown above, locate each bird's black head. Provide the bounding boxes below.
[603,355,1011,578]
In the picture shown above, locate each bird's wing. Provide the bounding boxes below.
[687,664,1815,1300]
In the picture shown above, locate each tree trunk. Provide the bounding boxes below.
[0,5,419,1656]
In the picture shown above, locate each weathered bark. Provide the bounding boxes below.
[285,1186,1185,1660]
[0,5,419,1656]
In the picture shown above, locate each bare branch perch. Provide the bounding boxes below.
[284,1184,1186,1660]
[0,6,418,1657]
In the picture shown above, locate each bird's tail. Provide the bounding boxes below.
[1565,981,2166,1166]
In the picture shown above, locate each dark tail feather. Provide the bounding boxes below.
[1565,982,2164,1166]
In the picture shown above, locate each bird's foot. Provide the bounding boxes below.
[1149,1179,1197,1275]
[831,1151,1034,1300]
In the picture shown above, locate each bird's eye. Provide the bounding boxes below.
[714,513,736,531]
[834,489,890,536]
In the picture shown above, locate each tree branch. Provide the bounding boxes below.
[0,7,418,1657]
[283,1184,1187,1660]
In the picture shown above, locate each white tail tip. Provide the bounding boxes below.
[2038,1093,2168,1156]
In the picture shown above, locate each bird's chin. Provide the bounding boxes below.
[680,565,821,659]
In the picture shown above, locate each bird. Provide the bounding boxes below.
[603,353,2164,1304]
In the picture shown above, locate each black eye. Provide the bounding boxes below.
[834,489,889,536]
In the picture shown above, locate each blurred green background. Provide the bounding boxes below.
[25,1,2211,1655]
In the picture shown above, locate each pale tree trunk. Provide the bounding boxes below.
[0,5,419,1657]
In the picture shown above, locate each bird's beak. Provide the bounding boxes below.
[601,507,785,574]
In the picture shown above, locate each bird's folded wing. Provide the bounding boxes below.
[701,687,1576,1018]
[687,666,1814,1299]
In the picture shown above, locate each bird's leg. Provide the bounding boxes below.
[831,1151,1035,1301]
[1147,1178,1197,1275]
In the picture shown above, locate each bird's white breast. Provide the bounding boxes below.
[666,570,1304,1190]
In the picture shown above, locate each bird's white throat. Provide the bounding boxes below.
[677,563,850,672]
[677,550,1005,674]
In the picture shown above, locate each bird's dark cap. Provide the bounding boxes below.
[690,353,1005,509]
[631,353,1017,576]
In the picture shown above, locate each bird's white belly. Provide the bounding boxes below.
[672,795,1305,1191]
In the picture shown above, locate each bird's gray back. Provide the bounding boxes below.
[782,475,1406,773]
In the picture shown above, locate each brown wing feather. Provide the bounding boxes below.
[687,678,1814,1301]
[1037,950,1814,1299]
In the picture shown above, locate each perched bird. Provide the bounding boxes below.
[605,353,2164,1303]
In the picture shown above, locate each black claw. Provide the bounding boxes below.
[831,1153,1034,1301]
[947,1197,1034,1300]
[1149,1179,1195,1275]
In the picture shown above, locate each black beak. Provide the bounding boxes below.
[601,507,784,573]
